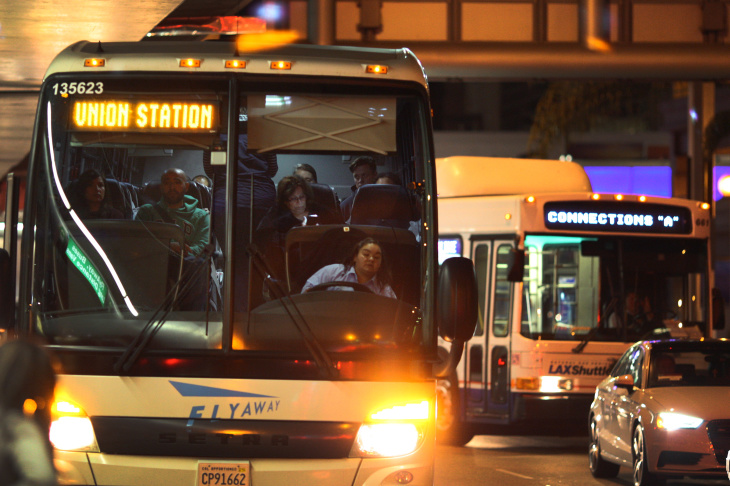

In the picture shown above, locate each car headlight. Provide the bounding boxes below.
[656,412,703,431]
[49,400,99,452]
[350,400,430,458]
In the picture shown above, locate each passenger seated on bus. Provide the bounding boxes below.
[293,163,317,184]
[257,175,342,246]
[254,176,342,290]
[136,168,210,257]
[340,156,378,222]
[135,168,212,311]
[68,169,124,220]
[376,171,401,185]
[301,237,396,298]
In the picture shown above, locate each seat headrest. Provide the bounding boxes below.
[309,183,339,213]
[349,184,415,229]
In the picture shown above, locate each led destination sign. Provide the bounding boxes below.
[71,100,217,132]
[544,201,692,235]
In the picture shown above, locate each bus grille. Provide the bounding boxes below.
[91,417,359,459]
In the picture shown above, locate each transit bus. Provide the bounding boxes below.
[434,155,714,445]
[0,40,478,485]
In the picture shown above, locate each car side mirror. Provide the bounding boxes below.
[614,374,635,390]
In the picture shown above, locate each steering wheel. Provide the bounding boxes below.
[305,281,374,294]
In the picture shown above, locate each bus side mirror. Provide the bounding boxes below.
[434,257,477,378]
[506,248,525,282]
[0,248,13,331]
[437,257,478,342]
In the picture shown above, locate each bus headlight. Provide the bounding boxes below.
[350,400,429,458]
[49,400,99,452]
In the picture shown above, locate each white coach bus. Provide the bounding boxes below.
[435,156,714,445]
[0,40,478,485]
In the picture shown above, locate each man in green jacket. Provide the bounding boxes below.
[136,168,212,310]
[136,168,210,257]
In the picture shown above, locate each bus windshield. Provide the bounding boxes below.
[521,234,708,342]
[27,74,431,377]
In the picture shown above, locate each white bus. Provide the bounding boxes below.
[435,156,714,445]
[0,40,478,485]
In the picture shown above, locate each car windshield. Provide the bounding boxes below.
[521,235,708,342]
[647,342,730,388]
[25,74,432,377]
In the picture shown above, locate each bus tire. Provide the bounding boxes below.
[435,371,473,446]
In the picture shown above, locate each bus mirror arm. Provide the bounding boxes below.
[435,257,478,377]
[433,338,465,378]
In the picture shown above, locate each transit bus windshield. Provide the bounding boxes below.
[28,74,432,378]
[521,234,709,342]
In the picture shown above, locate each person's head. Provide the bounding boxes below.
[345,237,390,284]
[76,169,107,210]
[277,175,313,219]
[293,163,317,184]
[349,156,378,189]
[161,168,189,208]
[376,171,402,186]
[0,339,56,433]
[193,174,212,187]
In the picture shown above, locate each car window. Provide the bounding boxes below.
[626,347,643,387]
[611,344,637,377]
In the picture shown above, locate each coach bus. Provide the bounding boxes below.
[435,155,714,445]
[0,40,477,485]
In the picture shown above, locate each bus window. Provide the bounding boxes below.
[473,243,490,336]
[493,244,512,337]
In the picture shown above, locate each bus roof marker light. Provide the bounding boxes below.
[526,195,536,203]
[639,195,647,202]
[701,202,710,210]
[179,58,201,68]
[366,64,388,74]
[225,60,247,69]
[270,61,291,70]
[591,193,601,200]
[615,194,624,201]
[84,58,105,67]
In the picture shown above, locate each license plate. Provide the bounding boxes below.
[197,462,250,486]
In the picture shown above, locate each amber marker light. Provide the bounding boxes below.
[366,64,388,74]
[638,195,647,202]
[179,58,201,68]
[614,194,624,201]
[591,193,601,200]
[84,58,105,67]
[271,61,291,70]
[225,60,247,68]
[526,195,536,203]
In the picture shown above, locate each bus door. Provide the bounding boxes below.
[487,242,516,420]
[466,239,514,421]
[463,241,490,415]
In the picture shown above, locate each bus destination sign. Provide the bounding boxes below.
[71,100,218,132]
[544,201,692,235]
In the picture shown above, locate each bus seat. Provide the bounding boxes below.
[309,183,340,215]
[349,184,415,229]
[105,179,139,219]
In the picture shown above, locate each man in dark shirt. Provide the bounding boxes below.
[340,156,378,222]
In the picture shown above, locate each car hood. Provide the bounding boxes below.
[642,386,730,419]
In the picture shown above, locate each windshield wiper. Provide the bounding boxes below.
[114,244,216,374]
[247,244,338,380]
